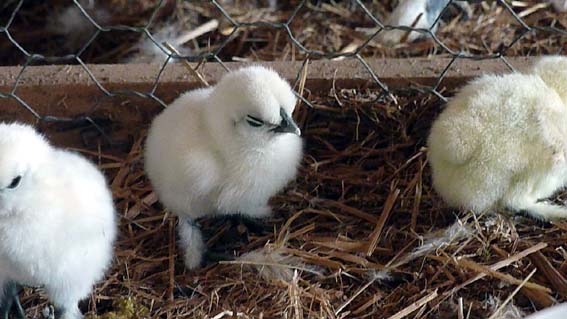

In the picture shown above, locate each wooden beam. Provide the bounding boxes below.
[0,57,533,123]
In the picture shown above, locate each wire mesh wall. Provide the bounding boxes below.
[0,0,566,127]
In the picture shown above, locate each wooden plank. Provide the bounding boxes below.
[0,57,533,123]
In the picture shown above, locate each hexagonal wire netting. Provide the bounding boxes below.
[0,0,563,135]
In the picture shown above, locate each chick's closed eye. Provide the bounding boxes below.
[246,115,265,127]
[6,175,22,189]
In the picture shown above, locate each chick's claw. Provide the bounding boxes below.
[226,215,270,234]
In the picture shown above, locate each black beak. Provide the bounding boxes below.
[271,108,301,136]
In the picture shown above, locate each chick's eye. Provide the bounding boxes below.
[246,115,264,127]
[7,176,21,189]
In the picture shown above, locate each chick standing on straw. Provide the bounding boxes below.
[145,66,303,270]
[0,123,116,319]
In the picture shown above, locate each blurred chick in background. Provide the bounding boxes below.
[377,0,472,45]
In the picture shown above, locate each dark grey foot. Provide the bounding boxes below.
[54,306,64,319]
[227,215,270,234]
[1,282,25,319]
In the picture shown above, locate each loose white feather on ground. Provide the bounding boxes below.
[0,123,116,319]
[144,66,303,270]
[427,56,567,220]
[236,246,319,282]
[485,295,525,319]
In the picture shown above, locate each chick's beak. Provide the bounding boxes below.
[272,108,301,136]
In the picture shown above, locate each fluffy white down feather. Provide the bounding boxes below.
[0,123,116,319]
[237,246,310,282]
[144,66,303,270]
[428,56,567,220]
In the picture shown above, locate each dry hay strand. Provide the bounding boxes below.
[7,84,566,318]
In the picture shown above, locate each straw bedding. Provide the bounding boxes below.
[12,88,566,319]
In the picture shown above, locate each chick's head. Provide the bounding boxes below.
[531,56,567,105]
[206,66,301,147]
[0,123,51,214]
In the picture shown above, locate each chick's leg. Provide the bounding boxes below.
[236,204,272,232]
[53,305,81,319]
[1,282,25,319]
[178,216,206,270]
[227,215,269,234]
[46,272,94,319]
[218,204,272,233]
[48,287,82,319]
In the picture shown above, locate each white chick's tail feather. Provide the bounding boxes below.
[178,216,205,270]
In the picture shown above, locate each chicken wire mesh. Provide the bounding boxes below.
[1,0,566,134]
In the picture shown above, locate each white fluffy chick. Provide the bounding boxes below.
[47,1,110,51]
[377,0,471,45]
[0,123,116,319]
[525,303,567,319]
[128,24,192,65]
[145,66,303,270]
[428,56,567,220]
